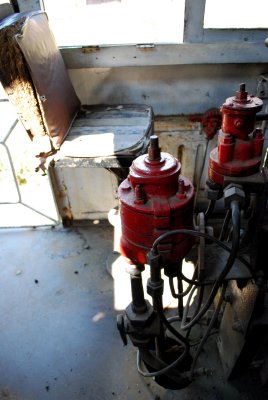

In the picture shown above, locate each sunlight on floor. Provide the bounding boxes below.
[111,253,195,311]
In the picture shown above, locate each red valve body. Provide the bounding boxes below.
[208,85,264,185]
[119,142,194,272]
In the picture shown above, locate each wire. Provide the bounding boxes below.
[136,293,190,378]
[181,200,240,330]
[194,139,209,210]
[178,270,200,286]
[181,285,199,330]
[190,282,228,378]
[155,298,189,346]
[137,346,187,378]
[169,277,194,299]
[152,229,226,254]
[140,202,241,379]
[137,296,190,378]
[151,200,242,331]
[204,199,216,222]
[151,225,250,270]
[218,209,231,241]
[177,273,184,318]
[169,267,197,298]
[185,285,205,340]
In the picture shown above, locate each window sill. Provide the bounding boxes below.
[61,41,268,69]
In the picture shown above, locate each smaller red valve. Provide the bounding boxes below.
[208,84,264,186]
[190,108,222,140]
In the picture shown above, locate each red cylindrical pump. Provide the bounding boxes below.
[208,83,264,186]
[119,135,195,275]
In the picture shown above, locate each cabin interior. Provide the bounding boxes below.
[0,1,268,399]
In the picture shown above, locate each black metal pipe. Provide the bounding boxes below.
[256,113,268,121]
[204,199,216,222]
[129,268,147,314]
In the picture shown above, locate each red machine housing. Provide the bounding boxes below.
[119,136,194,274]
[208,84,264,186]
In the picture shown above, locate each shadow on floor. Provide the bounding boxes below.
[0,222,267,400]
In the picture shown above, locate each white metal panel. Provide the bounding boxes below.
[50,163,118,221]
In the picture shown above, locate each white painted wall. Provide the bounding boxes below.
[67,64,267,115]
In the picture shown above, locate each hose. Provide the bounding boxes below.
[204,199,216,222]
[194,139,209,211]
[155,298,189,346]
[169,267,197,298]
[185,285,205,340]
[140,201,241,379]
[190,282,228,378]
[136,296,190,378]
[137,346,188,378]
[137,347,191,390]
[151,226,249,270]
[219,208,231,241]
[178,270,200,286]
[181,200,240,330]
[177,274,184,318]
[152,229,228,256]
[169,276,195,299]
[151,200,241,331]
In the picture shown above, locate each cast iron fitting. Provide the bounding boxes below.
[224,184,245,209]
[147,250,162,281]
[130,273,148,314]
[147,278,164,300]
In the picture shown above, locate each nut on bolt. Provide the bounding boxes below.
[224,184,245,209]
[147,278,164,299]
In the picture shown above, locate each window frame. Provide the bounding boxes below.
[15,0,268,68]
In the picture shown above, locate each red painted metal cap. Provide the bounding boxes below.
[129,135,181,197]
[223,83,262,112]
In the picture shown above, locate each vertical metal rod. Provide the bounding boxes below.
[177,260,184,319]
[129,266,147,314]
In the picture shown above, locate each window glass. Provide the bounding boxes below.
[204,0,268,29]
[43,0,185,46]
